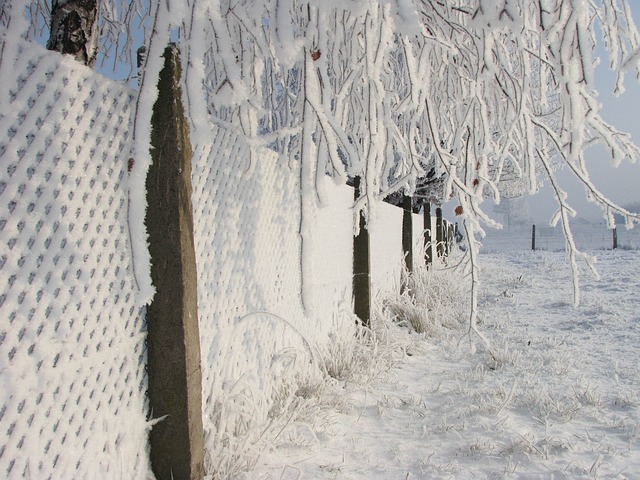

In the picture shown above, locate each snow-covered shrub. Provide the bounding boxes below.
[486,340,524,370]
[316,311,396,384]
[204,302,436,478]
[204,341,325,479]
[383,259,468,337]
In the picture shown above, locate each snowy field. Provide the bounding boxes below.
[481,224,640,252]
[244,246,640,479]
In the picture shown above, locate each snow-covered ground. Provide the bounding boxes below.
[245,247,640,479]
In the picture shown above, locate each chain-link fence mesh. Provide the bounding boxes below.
[0,38,150,479]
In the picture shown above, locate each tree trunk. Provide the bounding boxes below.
[47,0,99,67]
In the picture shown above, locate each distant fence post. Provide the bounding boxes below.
[436,207,444,258]
[145,44,205,480]
[401,194,413,294]
[424,202,433,267]
[613,227,618,249]
[531,224,536,251]
[353,176,371,327]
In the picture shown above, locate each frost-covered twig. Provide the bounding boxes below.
[535,146,598,307]
[457,221,491,351]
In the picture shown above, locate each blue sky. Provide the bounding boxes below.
[524,25,640,224]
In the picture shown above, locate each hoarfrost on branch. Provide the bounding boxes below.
[16,0,640,311]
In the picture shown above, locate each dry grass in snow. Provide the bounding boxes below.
[211,250,640,479]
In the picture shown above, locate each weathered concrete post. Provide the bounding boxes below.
[353,176,371,327]
[424,202,433,268]
[613,227,618,249]
[145,45,205,480]
[436,207,444,258]
[401,194,413,295]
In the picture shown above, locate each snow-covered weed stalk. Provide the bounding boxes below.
[486,341,524,370]
[205,372,337,480]
[204,308,421,478]
[317,308,428,385]
[204,372,292,478]
[319,320,390,384]
[383,258,468,338]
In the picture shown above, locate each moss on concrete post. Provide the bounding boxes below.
[145,44,204,480]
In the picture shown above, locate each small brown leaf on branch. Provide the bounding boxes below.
[128,158,135,174]
[311,49,321,61]
[455,206,463,216]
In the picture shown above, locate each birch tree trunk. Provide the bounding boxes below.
[47,0,99,68]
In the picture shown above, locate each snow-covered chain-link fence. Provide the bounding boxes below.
[191,119,358,460]
[0,39,150,479]
[0,36,432,479]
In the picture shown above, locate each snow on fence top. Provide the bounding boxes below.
[0,38,150,478]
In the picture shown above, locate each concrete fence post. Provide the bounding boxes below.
[436,207,444,258]
[353,176,371,327]
[401,194,413,290]
[424,202,433,268]
[531,224,536,251]
[443,222,448,256]
[145,44,205,480]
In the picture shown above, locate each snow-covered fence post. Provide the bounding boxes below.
[531,224,536,251]
[442,219,447,256]
[436,207,444,258]
[613,227,618,249]
[401,194,413,294]
[46,0,99,67]
[445,222,453,256]
[353,176,371,327]
[424,202,433,267]
[144,44,205,480]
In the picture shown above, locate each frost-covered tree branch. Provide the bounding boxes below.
[12,0,640,311]
[146,1,640,311]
